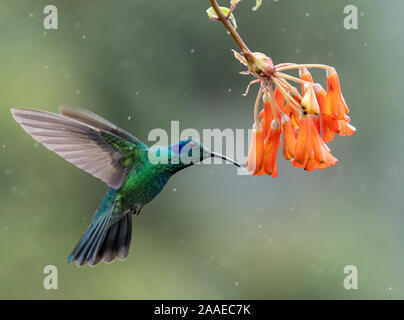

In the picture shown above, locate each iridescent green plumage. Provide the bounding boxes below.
[11,106,241,266]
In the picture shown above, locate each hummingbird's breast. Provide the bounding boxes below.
[117,163,173,211]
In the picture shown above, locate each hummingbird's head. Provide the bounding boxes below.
[171,138,242,168]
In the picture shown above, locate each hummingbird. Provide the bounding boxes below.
[11,107,242,267]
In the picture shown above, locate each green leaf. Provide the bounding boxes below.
[230,0,241,6]
[206,6,237,30]
[252,0,262,11]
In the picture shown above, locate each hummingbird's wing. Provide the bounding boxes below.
[11,108,144,190]
[59,106,148,150]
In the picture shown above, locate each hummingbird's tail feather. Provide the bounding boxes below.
[67,189,134,267]
[67,199,115,267]
[91,213,132,265]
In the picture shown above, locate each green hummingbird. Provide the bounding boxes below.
[11,107,242,267]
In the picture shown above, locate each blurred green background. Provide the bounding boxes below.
[0,0,403,299]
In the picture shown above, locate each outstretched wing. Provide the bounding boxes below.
[11,108,146,189]
[59,106,148,150]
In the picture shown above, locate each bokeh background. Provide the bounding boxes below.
[0,0,403,299]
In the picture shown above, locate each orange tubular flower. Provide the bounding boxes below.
[282,116,296,160]
[314,84,337,142]
[292,116,338,171]
[293,116,312,166]
[326,69,350,120]
[299,68,322,131]
[260,91,274,137]
[238,50,355,176]
[314,83,356,143]
[247,123,264,174]
[262,120,282,177]
[301,84,320,115]
[281,94,300,129]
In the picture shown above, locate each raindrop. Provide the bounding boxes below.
[310,54,319,62]
[316,32,326,41]
[120,59,129,69]
[234,281,239,286]
[82,35,86,39]
[76,90,80,94]
[305,12,310,17]
[128,116,132,120]
[173,188,177,192]
[228,88,232,93]
[190,49,195,54]
[29,13,34,18]
[10,186,17,196]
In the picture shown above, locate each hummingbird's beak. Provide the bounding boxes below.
[202,147,249,174]
[210,152,242,168]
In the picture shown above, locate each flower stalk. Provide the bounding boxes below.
[209,0,254,63]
